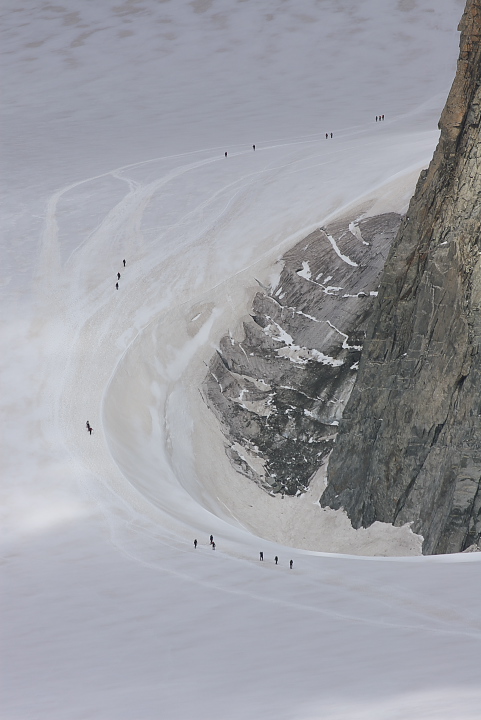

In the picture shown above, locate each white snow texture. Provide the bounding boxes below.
[2,1,480,719]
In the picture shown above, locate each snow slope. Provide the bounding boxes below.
[2,1,481,718]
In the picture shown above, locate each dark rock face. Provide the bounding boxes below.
[203,213,401,495]
[321,0,481,554]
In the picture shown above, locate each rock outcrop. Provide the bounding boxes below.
[321,0,481,554]
[203,212,401,495]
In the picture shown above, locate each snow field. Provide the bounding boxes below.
[2,1,480,718]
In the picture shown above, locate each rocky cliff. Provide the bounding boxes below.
[203,212,401,496]
[321,0,481,554]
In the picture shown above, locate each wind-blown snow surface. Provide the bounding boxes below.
[2,1,481,718]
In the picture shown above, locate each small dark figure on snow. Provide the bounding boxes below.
[210,535,214,545]
[382,114,385,121]
[275,556,278,565]
[330,132,333,138]
[325,133,328,139]
[253,144,256,151]
[123,259,126,267]
[116,282,119,290]
[212,541,216,550]
[89,427,93,435]
[259,551,264,561]
[117,272,121,280]
[290,559,293,569]
[194,539,197,549]
[376,116,378,122]
[225,151,228,157]
[86,421,90,431]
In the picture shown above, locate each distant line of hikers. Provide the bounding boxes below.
[115,259,126,290]
[194,536,293,568]
[223,117,387,158]
[86,260,128,434]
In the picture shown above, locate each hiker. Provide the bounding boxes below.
[376,116,378,122]
[115,282,118,290]
[325,133,328,139]
[259,551,264,561]
[194,539,197,549]
[330,132,333,138]
[210,535,214,545]
[382,114,385,120]
[117,272,121,280]
[225,151,227,157]
[275,556,278,565]
[212,541,216,550]
[252,144,255,151]
[86,421,90,431]
[290,559,293,569]
[123,259,126,267]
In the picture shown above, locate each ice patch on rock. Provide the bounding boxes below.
[297,261,312,280]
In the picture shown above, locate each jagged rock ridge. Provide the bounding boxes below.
[321,0,481,554]
[203,212,401,495]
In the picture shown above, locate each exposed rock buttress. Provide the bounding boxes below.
[203,212,401,495]
[321,0,481,554]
